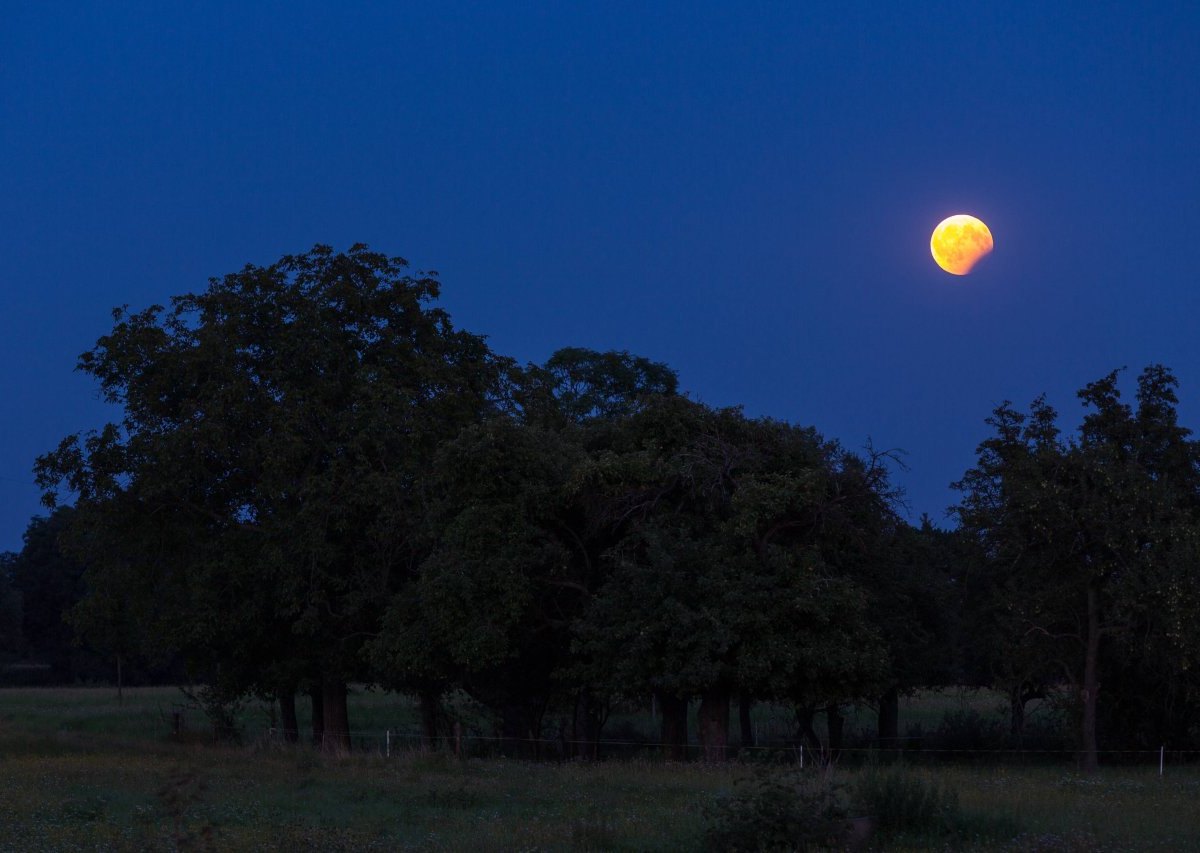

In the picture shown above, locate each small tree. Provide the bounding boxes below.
[8,510,91,681]
[0,552,23,662]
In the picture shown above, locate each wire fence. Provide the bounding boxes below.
[188,722,1200,772]
[155,698,1200,773]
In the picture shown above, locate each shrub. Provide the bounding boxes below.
[703,766,848,852]
[853,766,960,839]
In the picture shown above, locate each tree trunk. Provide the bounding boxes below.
[1081,584,1101,773]
[1009,685,1026,747]
[572,690,604,760]
[659,693,689,761]
[878,686,899,754]
[530,695,550,759]
[795,705,821,753]
[501,700,531,759]
[279,691,299,743]
[322,680,351,753]
[570,691,585,759]
[739,694,754,750]
[418,687,442,750]
[826,703,844,758]
[309,687,325,748]
[116,654,123,706]
[697,689,730,763]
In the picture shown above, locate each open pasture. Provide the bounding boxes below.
[1,686,1198,850]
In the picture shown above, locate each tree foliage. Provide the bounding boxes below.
[36,244,506,747]
[0,552,23,661]
[954,365,1200,768]
[30,243,1200,764]
[576,397,893,758]
[6,511,85,677]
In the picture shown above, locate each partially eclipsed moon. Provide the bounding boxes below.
[931,214,993,275]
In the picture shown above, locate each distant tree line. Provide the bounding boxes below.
[5,245,1200,769]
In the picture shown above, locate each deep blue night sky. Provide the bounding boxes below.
[3,2,1199,551]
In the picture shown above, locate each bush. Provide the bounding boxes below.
[853,766,960,839]
[703,766,847,852]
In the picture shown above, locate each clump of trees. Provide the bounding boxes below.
[953,366,1200,770]
[7,244,1200,767]
[0,508,174,686]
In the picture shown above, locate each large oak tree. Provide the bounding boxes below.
[37,244,506,749]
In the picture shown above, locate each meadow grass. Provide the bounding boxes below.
[1,686,1197,850]
[870,764,1200,851]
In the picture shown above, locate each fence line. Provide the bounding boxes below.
[244,724,1200,763]
[165,711,1200,768]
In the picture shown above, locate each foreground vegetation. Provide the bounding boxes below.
[2,687,1198,851]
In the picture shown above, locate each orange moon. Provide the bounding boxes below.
[930,214,993,275]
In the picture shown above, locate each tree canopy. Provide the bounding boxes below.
[954,366,1200,769]
[37,245,507,747]
[25,244,1200,767]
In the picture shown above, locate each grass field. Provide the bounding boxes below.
[0,686,1197,850]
